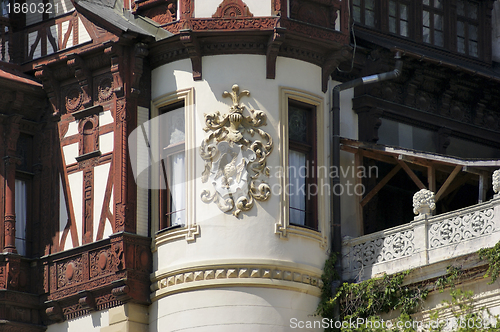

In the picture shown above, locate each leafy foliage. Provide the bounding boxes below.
[479,242,500,284]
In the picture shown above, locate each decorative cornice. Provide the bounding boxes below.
[150,260,323,301]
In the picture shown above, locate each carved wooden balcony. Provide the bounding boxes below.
[342,195,500,282]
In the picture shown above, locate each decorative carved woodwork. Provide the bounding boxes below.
[179,30,202,80]
[352,50,500,149]
[266,28,285,79]
[67,54,93,108]
[213,0,253,18]
[40,233,151,322]
[290,0,340,30]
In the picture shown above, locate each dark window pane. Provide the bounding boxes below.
[400,21,408,37]
[435,30,443,47]
[434,14,442,30]
[469,41,478,57]
[457,21,465,37]
[457,36,465,53]
[353,7,361,22]
[289,105,308,143]
[365,0,374,10]
[423,27,431,43]
[468,1,478,19]
[400,4,407,20]
[434,0,442,9]
[389,17,396,33]
[366,10,375,27]
[423,10,430,28]
[457,0,465,16]
[469,25,477,41]
[389,1,396,16]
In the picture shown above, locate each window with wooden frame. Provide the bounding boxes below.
[159,101,186,230]
[352,0,490,61]
[288,100,318,229]
[388,0,410,37]
[422,0,444,47]
[456,0,479,57]
[15,133,33,256]
[353,0,376,27]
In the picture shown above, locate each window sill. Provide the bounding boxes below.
[153,223,200,251]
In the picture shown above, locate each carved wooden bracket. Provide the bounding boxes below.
[213,0,253,18]
[180,30,202,81]
[437,127,451,154]
[355,106,384,143]
[131,43,149,95]
[45,303,64,322]
[322,47,351,92]
[34,65,60,117]
[111,284,131,302]
[67,54,93,108]
[105,43,125,98]
[266,28,286,79]
[78,291,96,311]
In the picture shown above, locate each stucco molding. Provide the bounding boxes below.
[150,259,323,301]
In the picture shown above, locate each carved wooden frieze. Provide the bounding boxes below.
[200,84,273,217]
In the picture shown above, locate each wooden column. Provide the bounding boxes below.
[4,156,18,253]
[3,116,21,253]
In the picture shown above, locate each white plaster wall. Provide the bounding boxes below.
[46,309,109,332]
[63,143,78,165]
[194,0,272,18]
[493,1,500,63]
[99,132,114,155]
[150,287,322,332]
[68,171,83,247]
[152,55,329,272]
[59,176,69,243]
[99,110,114,126]
[78,17,92,45]
[66,120,79,137]
[93,163,110,241]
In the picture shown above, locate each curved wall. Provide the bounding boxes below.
[149,54,330,331]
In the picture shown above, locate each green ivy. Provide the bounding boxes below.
[317,243,500,332]
[479,241,500,284]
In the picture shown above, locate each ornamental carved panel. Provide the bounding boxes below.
[351,230,415,269]
[64,85,84,114]
[90,248,115,278]
[57,258,83,289]
[429,208,495,248]
[213,0,253,18]
[200,84,273,217]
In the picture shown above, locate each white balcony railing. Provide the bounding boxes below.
[342,196,500,282]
